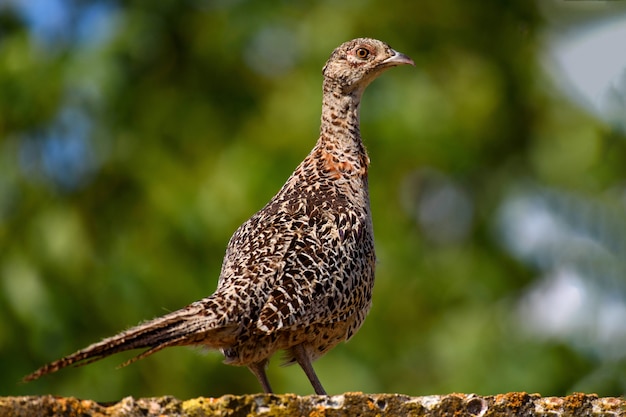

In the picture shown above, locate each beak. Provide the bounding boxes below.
[383,49,415,67]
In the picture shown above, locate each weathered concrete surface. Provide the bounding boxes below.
[0,392,623,417]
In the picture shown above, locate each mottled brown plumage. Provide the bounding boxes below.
[24,38,413,395]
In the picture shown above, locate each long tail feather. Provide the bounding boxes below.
[23,300,236,382]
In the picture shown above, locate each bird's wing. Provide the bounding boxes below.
[217,190,374,334]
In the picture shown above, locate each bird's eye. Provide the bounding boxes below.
[355,48,370,59]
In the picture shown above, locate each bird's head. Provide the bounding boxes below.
[322,38,414,95]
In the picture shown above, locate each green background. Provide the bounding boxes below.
[2,0,626,401]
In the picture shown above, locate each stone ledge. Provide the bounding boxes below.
[0,392,623,417]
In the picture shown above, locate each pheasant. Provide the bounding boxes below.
[24,38,414,395]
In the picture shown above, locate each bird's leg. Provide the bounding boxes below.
[248,360,273,393]
[292,344,327,395]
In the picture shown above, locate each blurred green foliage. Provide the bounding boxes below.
[2,0,626,401]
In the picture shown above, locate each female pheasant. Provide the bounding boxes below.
[24,38,414,395]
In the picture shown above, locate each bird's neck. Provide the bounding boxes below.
[315,83,369,177]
